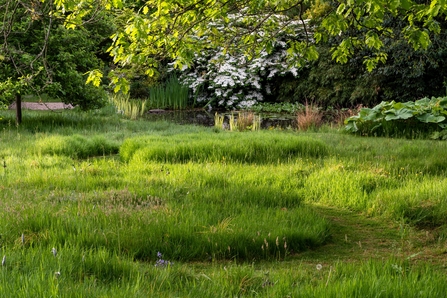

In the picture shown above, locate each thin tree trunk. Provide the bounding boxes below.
[16,93,22,125]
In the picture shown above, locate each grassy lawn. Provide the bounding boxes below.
[1,107,447,297]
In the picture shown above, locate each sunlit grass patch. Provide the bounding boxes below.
[372,177,447,227]
[302,160,399,211]
[1,153,330,262]
[1,192,329,262]
[121,132,329,163]
[2,249,444,297]
[2,109,447,296]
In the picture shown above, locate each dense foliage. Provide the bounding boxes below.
[45,16,113,109]
[4,0,447,110]
[345,97,447,139]
[0,0,110,110]
[274,11,447,108]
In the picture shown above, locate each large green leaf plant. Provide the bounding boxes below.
[345,97,447,139]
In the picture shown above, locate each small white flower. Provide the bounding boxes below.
[55,271,61,277]
[316,264,323,270]
[51,247,57,257]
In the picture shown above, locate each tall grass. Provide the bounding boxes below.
[120,132,329,163]
[109,93,147,119]
[296,102,323,131]
[221,112,262,131]
[148,75,189,109]
[35,134,119,158]
[2,109,447,296]
[1,249,446,297]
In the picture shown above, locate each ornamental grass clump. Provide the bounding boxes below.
[147,75,189,110]
[214,112,225,130]
[109,93,147,119]
[296,103,323,131]
[226,112,260,131]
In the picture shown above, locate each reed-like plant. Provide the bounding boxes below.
[222,112,261,131]
[251,114,261,131]
[236,111,253,131]
[148,75,189,110]
[228,113,238,131]
[109,93,147,119]
[296,102,323,131]
[214,112,225,130]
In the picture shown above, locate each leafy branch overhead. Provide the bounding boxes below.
[54,0,447,90]
[4,0,446,99]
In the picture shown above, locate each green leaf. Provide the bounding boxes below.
[365,32,383,50]
[401,0,413,10]
[85,69,103,87]
[359,108,382,121]
[336,3,346,15]
[314,32,322,43]
[384,108,414,120]
[305,45,319,61]
[416,113,446,123]
[344,121,358,132]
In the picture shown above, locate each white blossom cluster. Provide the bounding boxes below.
[177,44,299,109]
[172,14,310,109]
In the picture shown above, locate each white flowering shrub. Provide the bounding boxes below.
[174,14,310,109]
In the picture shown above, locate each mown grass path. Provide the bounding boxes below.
[301,207,447,270]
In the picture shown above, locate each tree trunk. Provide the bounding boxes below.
[16,93,22,125]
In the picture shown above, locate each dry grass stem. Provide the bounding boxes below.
[297,103,323,131]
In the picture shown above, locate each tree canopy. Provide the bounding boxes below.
[0,0,110,112]
[53,0,447,92]
[2,0,447,111]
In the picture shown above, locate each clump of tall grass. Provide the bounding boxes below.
[289,260,447,297]
[214,112,261,131]
[296,103,323,131]
[148,76,189,110]
[120,132,329,163]
[1,160,330,261]
[35,134,119,158]
[109,93,147,120]
[236,111,261,131]
[302,162,396,211]
[214,112,225,130]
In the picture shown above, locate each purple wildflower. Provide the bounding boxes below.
[155,252,173,268]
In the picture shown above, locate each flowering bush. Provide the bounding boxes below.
[175,15,310,109]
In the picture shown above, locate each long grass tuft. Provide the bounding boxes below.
[214,112,225,130]
[296,102,323,131]
[109,93,147,119]
[148,75,189,110]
